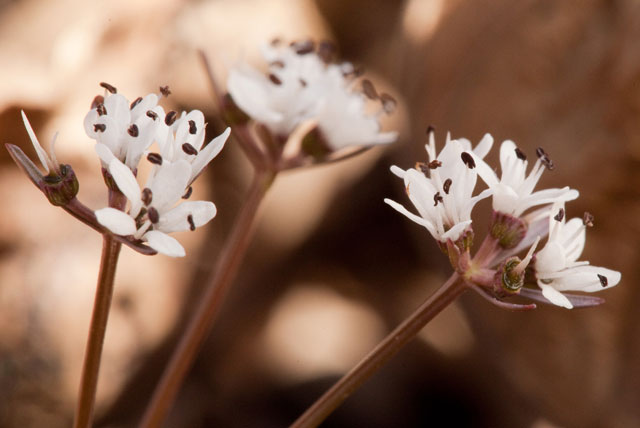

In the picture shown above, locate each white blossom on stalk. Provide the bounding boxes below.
[475,140,579,217]
[154,109,230,184]
[227,40,397,150]
[95,158,217,257]
[84,84,164,170]
[384,131,493,242]
[533,201,621,309]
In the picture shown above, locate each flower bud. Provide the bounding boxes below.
[42,164,79,206]
[489,210,527,249]
[497,257,524,293]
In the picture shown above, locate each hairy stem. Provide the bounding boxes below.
[73,234,122,428]
[290,273,466,428]
[140,169,276,428]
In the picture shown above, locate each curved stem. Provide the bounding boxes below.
[140,169,277,428]
[73,234,122,428]
[290,273,466,428]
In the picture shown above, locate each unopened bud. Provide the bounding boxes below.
[42,164,79,206]
[489,211,527,249]
[497,257,525,293]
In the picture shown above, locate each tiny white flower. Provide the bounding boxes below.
[227,40,397,150]
[533,201,621,309]
[384,132,493,242]
[313,80,397,149]
[95,158,217,257]
[475,140,579,217]
[84,87,164,170]
[154,109,231,184]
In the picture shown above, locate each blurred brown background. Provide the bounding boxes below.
[0,0,638,427]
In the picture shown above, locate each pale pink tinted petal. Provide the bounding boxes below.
[95,207,136,235]
[144,230,186,257]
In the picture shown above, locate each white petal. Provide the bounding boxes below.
[441,220,472,241]
[474,155,499,188]
[473,133,493,159]
[95,207,136,235]
[144,230,186,257]
[227,67,283,123]
[21,110,50,174]
[191,127,230,181]
[104,93,131,127]
[95,143,116,165]
[384,198,437,237]
[551,265,621,292]
[390,165,406,178]
[158,201,217,233]
[148,160,192,211]
[539,282,573,309]
[108,158,143,217]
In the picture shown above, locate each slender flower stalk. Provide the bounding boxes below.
[140,43,399,427]
[73,233,122,428]
[291,273,465,428]
[140,168,276,428]
[292,129,620,426]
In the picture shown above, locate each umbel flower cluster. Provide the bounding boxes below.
[17,83,230,257]
[227,39,397,157]
[386,129,621,309]
[86,84,230,257]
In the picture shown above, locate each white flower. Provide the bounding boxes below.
[384,132,493,242]
[154,109,230,184]
[313,79,397,149]
[227,40,397,150]
[84,88,164,169]
[475,140,579,217]
[533,201,621,309]
[95,158,217,257]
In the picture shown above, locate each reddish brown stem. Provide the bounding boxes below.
[140,169,276,428]
[290,273,466,428]
[73,234,122,428]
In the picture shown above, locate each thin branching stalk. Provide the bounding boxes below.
[140,169,277,428]
[290,273,466,428]
[73,234,122,428]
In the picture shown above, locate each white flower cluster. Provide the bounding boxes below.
[86,84,230,257]
[386,130,620,308]
[227,40,397,150]
[534,202,620,309]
